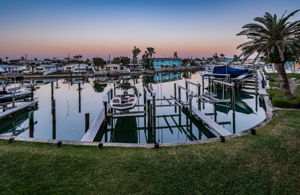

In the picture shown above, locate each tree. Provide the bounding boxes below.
[27,62,37,74]
[132,46,141,64]
[220,53,225,60]
[146,47,155,58]
[233,55,239,62]
[5,56,9,63]
[212,53,219,63]
[237,10,300,99]
[93,58,106,71]
[142,51,150,68]
[112,57,131,67]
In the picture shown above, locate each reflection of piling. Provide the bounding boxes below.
[85,113,90,132]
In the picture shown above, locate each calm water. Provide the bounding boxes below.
[0,71,266,144]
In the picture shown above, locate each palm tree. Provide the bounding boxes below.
[174,52,178,58]
[132,46,141,65]
[73,55,83,73]
[146,47,155,58]
[237,10,300,99]
[27,62,37,74]
[220,53,225,60]
[5,56,9,63]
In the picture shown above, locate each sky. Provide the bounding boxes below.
[0,0,299,59]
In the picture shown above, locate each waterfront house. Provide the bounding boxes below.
[63,64,93,73]
[0,64,24,73]
[105,64,130,73]
[150,58,182,69]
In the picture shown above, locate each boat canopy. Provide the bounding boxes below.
[213,66,252,78]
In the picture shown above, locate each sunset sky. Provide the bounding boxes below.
[0,0,299,59]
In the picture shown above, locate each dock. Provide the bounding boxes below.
[81,104,110,142]
[191,106,231,137]
[0,100,38,120]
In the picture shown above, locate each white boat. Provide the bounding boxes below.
[110,85,138,111]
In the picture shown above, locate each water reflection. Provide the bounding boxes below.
[0,71,266,143]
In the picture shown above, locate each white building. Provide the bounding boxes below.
[63,64,93,73]
[0,65,24,73]
[105,64,130,73]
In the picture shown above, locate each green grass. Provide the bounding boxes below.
[0,111,299,194]
[266,73,300,108]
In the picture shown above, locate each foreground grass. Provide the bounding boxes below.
[266,73,300,108]
[0,111,299,194]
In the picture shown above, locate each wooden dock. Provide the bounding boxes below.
[191,106,231,137]
[0,100,38,120]
[81,105,110,142]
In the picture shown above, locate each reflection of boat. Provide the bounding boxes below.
[0,91,31,103]
[110,84,138,111]
[202,65,253,80]
[111,116,138,143]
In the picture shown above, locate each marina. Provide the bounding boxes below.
[0,70,267,145]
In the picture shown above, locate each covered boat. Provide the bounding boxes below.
[110,84,139,111]
[202,66,253,80]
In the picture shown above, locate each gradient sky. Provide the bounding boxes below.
[0,0,299,59]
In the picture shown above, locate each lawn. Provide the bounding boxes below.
[0,111,299,194]
[266,73,300,108]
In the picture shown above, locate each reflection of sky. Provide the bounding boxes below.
[0,0,299,58]
[0,71,267,143]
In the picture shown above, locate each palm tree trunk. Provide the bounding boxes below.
[275,62,293,99]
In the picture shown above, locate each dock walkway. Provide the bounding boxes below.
[81,105,110,142]
[191,106,231,137]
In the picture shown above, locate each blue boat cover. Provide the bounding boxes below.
[213,66,251,78]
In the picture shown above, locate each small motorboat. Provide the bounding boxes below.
[110,84,138,111]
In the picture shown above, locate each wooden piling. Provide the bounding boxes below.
[29,111,34,138]
[85,113,90,132]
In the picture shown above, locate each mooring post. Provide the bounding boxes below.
[51,82,54,100]
[197,83,201,110]
[185,80,188,102]
[52,99,56,140]
[147,100,152,129]
[113,83,116,96]
[85,113,90,132]
[208,76,211,94]
[152,92,156,131]
[29,111,34,138]
[231,85,236,112]
[12,92,16,108]
[202,75,205,94]
[174,83,177,112]
[178,86,181,103]
[104,101,108,118]
[189,92,192,116]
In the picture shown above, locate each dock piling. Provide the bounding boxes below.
[85,113,90,132]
